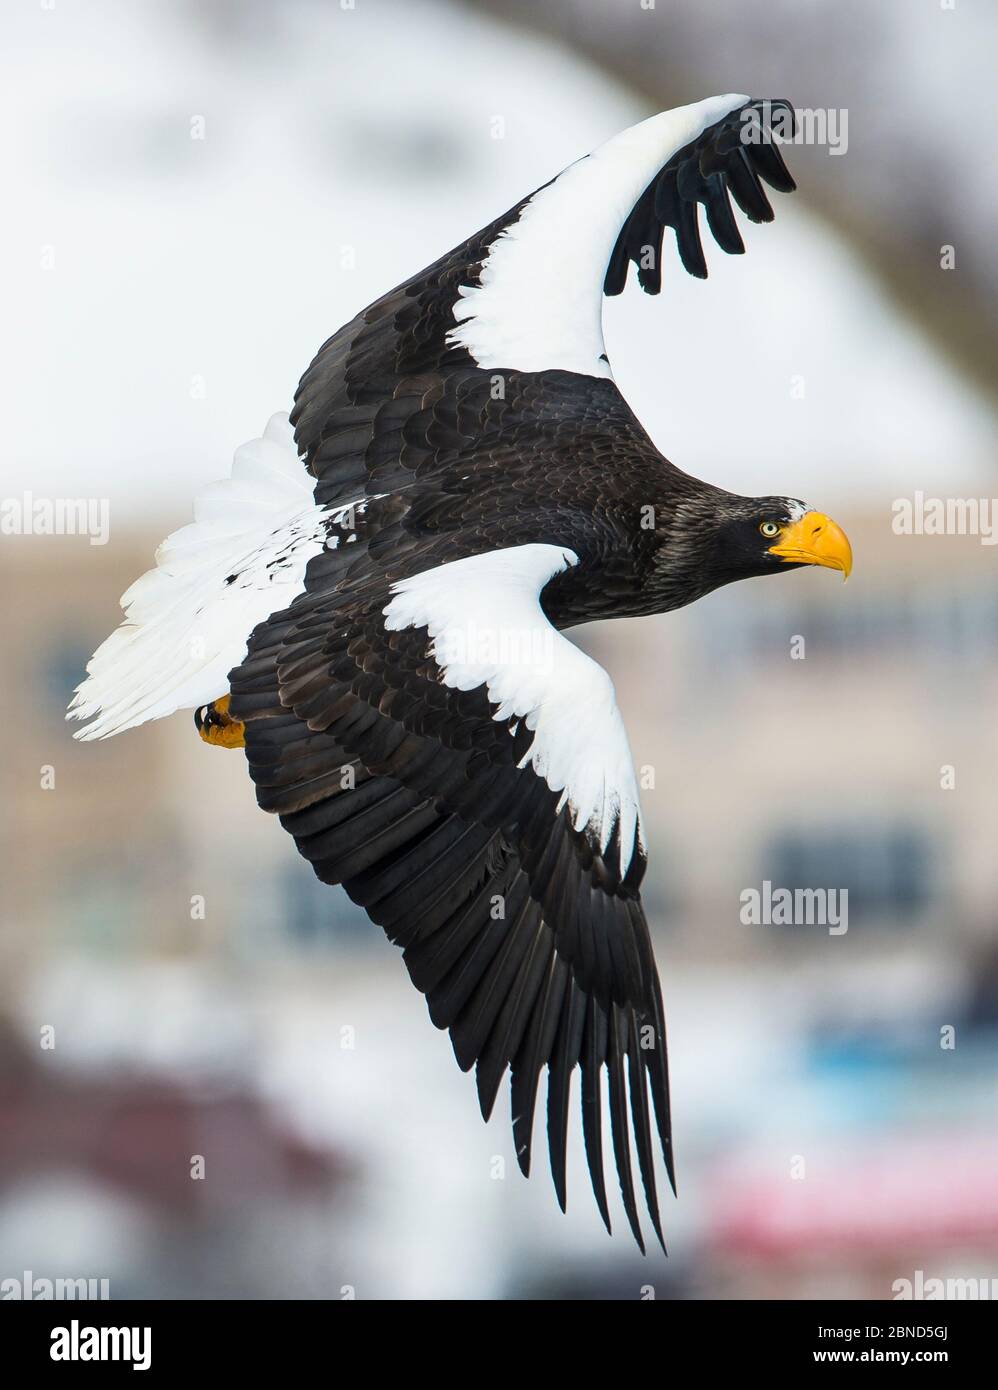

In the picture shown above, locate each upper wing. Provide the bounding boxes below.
[291,95,796,509]
[230,543,672,1249]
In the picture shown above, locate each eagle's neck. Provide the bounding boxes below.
[540,478,736,629]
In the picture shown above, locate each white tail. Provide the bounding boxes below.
[68,413,326,740]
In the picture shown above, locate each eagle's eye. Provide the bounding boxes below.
[759,521,781,538]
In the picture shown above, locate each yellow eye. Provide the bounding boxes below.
[759,521,781,538]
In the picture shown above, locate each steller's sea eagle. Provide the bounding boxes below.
[69,95,851,1252]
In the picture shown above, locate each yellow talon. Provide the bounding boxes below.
[195,693,245,749]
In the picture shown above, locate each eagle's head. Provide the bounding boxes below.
[652,491,852,609]
[710,495,852,583]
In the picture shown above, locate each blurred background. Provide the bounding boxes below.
[2,0,997,1300]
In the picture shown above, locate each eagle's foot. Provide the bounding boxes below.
[195,694,245,749]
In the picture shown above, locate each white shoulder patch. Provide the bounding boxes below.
[448,94,747,379]
[383,544,643,873]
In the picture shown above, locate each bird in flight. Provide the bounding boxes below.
[70,95,851,1252]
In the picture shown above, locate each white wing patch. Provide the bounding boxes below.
[68,414,365,740]
[383,544,643,874]
[448,93,747,378]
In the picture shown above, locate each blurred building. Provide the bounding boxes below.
[3,506,998,1297]
[3,514,996,970]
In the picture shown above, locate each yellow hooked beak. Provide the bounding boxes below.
[768,512,852,580]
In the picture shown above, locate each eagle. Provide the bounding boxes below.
[69,95,851,1252]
